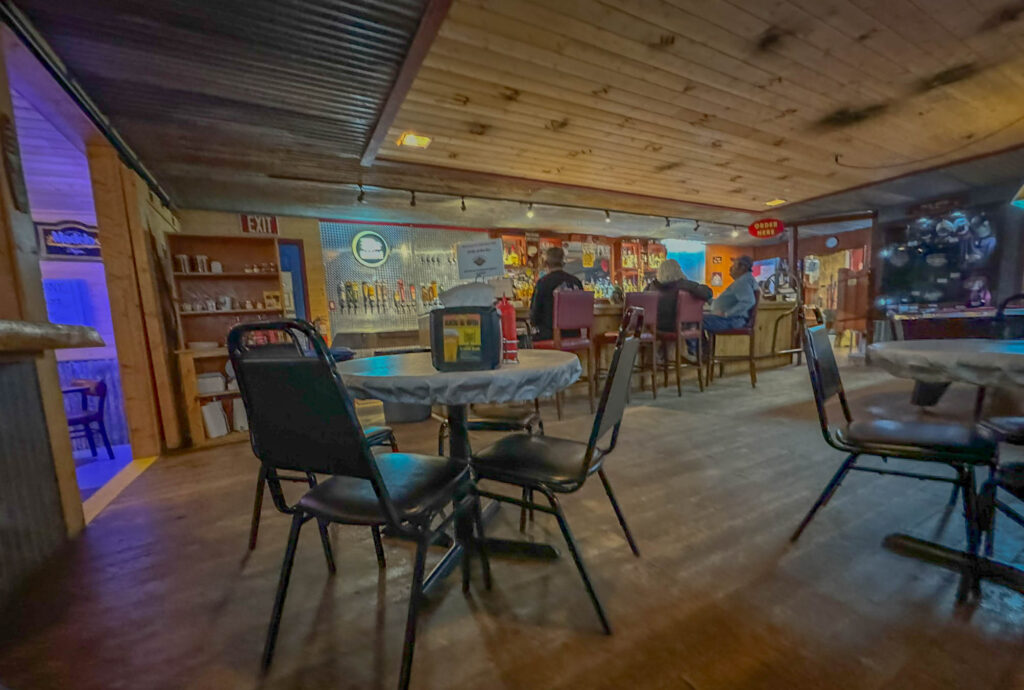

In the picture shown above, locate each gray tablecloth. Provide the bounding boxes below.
[868,339,1024,387]
[337,350,582,405]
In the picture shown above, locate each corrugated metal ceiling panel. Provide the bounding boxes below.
[14,0,430,195]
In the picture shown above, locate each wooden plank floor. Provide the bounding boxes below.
[4,362,1024,689]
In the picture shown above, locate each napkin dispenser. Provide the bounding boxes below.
[430,306,502,371]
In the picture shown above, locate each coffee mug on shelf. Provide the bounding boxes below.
[211,261,223,273]
[194,255,210,272]
[174,255,190,273]
[217,295,232,311]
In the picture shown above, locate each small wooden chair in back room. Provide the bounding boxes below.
[655,290,707,395]
[707,291,761,388]
[533,289,596,419]
[64,378,115,460]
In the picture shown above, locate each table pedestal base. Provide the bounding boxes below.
[883,533,1024,596]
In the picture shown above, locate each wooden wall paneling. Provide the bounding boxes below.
[123,169,183,449]
[87,143,161,458]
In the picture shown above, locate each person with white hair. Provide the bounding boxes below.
[645,259,712,333]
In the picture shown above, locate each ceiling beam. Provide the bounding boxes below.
[360,0,452,167]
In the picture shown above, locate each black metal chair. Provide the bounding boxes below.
[791,325,997,554]
[242,341,398,563]
[470,306,645,634]
[229,320,490,690]
[64,379,115,460]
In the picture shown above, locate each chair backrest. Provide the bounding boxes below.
[802,325,852,443]
[228,320,401,523]
[69,378,107,412]
[553,289,594,331]
[625,292,659,332]
[995,293,1024,339]
[578,306,643,482]
[747,289,760,329]
[675,290,705,326]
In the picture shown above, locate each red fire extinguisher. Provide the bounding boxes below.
[497,296,518,363]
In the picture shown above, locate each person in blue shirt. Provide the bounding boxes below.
[689,254,758,355]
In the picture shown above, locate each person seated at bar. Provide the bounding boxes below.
[530,246,584,341]
[645,259,713,333]
[703,254,758,334]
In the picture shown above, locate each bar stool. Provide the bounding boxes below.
[596,292,658,398]
[533,290,596,419]
[706,292,760,389]
[655,291,706,395]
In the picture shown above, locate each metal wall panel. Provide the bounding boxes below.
[0,360,67,604]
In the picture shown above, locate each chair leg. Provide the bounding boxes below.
[598,469,639,557]
[706,335,715,385]
[85,424,98,458]
[648,342,657,399]
[555,391,563,421]
[261,512,304,672]
[371,525,386,569]
[695,333,705,392]
[674,340,683,397]
[748,335,757,388]
[519,486,530,532]
[587,346,596,414]
[249,465,268,551]
[397,536,429,690]
[306,475,336,575]
[471,493,492,590]
[98,420,115,460]
[790,454,858,542]
[437,420,449,456]
[947,482,961,508]
[956,467,982,602]
[541,488,612,634]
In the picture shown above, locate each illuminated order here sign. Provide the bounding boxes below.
[352,230,390,267]
[748,218,785,239]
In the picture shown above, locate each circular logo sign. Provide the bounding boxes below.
[352,230,389,267]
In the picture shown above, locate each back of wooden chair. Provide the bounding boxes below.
[553,289,595,332]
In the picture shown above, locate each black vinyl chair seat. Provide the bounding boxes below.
[984,416,1024,445]
[299,453,469,525]
[841,419,998,460]
[473,433,605,490]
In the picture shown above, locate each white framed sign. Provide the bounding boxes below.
[457,238,504,279]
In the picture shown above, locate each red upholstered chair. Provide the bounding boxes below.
[596,292,658,399]
[706,291,760,388]
[655,291,706,395]
[534,289,595,419]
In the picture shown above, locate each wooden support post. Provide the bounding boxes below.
[88,144,163,457]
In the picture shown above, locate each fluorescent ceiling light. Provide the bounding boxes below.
[396,131,432,149]
[765,199,787,207]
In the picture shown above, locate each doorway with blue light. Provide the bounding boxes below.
[278,239,310,321]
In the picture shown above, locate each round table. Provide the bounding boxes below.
[337,349,582,588]
[868,339,1024,387]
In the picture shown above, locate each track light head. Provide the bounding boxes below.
[460,196,466,212]
[356,184,365,204]
[409,190,416,207]
[604,210,611,223]
[526,202,534,219]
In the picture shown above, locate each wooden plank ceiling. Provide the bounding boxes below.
[12,0,1024,221]
[378,0,1024,212]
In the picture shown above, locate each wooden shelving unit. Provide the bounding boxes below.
[168,233,284,448]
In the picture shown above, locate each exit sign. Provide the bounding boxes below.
[240,214,278,235]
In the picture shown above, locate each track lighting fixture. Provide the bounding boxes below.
[460,196,466,212]
[604,210,611,223]
[357,184,365,203]
[526,203,535,218]
[409,190,416,207]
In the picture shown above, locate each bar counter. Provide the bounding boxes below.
[516,300,797,378]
